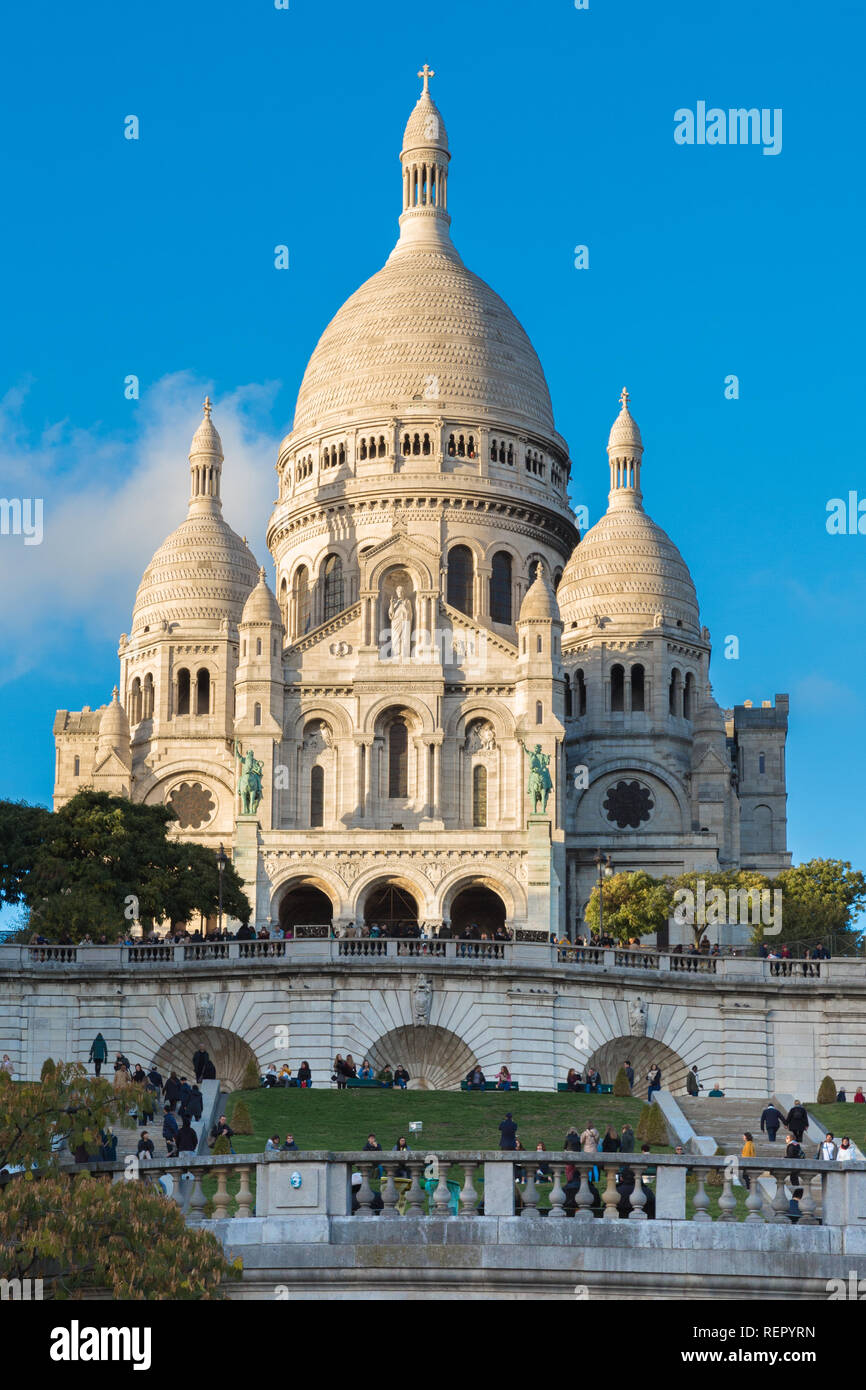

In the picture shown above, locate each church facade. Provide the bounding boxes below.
[52,72,791,942]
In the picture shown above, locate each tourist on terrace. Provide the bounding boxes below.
[838,1137,855,1161]
[394,1064,410,1089]
[188,1084,203,1121]
[496,1065,512,1091]
[393,1136,411,1178]
[498,1112,518,1150]
[534,1143,552,1182]
[282,1134,298,1150]
[601,1125,620,1153]
[210,1115,234,1152]
[266,1134,280,1152]
[0,1054,12,1077]
[565,1068,581,1091]
[163,1072,181,1111]
[162,1106,179,1156]
[332,1053,348,1088]
[192,1047,209,1083]
[113,1054,131,1088]
[624,1059,634,1090]
[741,1133,756,1189]
[785,1133,804,1161]
[785,1100,809,1143]
[363,1133,383,1177]
[466,1065,486,1089]
[686,1065,702,1097]
[176,1117,198,1153]
[817,1133,838,1161]
[646,1063,662,1102]
[585,1066,602,1093]
[137,1131,155,1160]
[277,1064,293,1086]
[377,1064,394,1086]
[580,1122,599,1153]
[620,1124,635,1152]
[358,1059,374,1080]
[297,1060,312,1087]
[760,1100,784,1142]
[147,1063,163,1096]
[708,1082,725,1098]
[855,1087,865,1104]
[263,1064,278,1087]
[88,1033,108,1077]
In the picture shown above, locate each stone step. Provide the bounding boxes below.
[677,1098,788,1158]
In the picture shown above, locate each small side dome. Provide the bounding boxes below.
[241,567,283,626]
[518,568,560,623]
[607,390,643,455]
[97,687,131,752]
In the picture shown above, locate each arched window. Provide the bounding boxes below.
[254,702,262,727]
[129,677,142,725]
[412,433,421,455]
[490,438,497,461]
[683,672,695,721]
[490,551,512,624]
[73,755,80,778]
[447,545,473,616]
[631,663,645,712]
[758,751,766,775]
[472,763,488,828]
[255,637,262,656]
[535,701,543,724]
[447,434,456,456]
[310,764,324,828]
[359,438,367,460]
[322,554,344,622]
[293,566,310,638]
[610,664,625,712]
[378,436,386,457]
[388,720,408,798]
[669,668,682,716]
[196,669,210,716]
[279,578,288,630]
[564,673,573,718]
[576,668,587,716]
[422,432,431,455]
[176,668,191,717]
[402,433,411,456]
[536,634,543,654]
[143,673,154,719]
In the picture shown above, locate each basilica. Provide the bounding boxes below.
[52,71,791,942]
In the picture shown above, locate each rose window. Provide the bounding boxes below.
[168,782,216,829]
[603,780,654,830]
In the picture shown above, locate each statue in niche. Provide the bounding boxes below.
[304,721,333,755]
[388,586,413,660]
[413,975,433,1027]
[465,720,496,754]
[628,997,648,1037]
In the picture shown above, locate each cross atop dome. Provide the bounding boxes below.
[619,387,630,411]
[418,63,435,94]
[203,396,213,419]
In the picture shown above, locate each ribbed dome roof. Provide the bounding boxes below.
[292,250,555,436]
[519,568,560,622]
[558,506,699,636]
[242,567,283,626]
[131,513,259,635]
[97,687,130,749]
[402,91,448,155]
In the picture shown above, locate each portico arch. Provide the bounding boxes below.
[153,1026,257,1093]
[368,1024,477,1091]
[584,1035,691,1097]
[272,872,342,930]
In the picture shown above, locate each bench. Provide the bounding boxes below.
[557,1083,614,1094]
[346,1078,392,1088]
[460,1081,520,1092]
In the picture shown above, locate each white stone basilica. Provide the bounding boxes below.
[52,71,791,941]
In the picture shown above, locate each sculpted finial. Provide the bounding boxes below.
[619,387,630,411]
[417,63,435,94]
[203,396,213,419]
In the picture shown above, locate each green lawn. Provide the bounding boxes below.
[225,1087,649,1154]
[811,1104,865,1150]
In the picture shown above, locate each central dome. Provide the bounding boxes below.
[292,250,555,437]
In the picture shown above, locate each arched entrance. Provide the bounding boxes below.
[368,1024,477,1091]
[278,881,334,932]
[450,885,507,938]
[584,1035,691,1097]
[153,1026,257,1093]
[363,881,419,934]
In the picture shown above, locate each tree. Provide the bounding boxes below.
[612,1066,631,1098]
[229,1099,253,1135]
[0,799,51,908]
[0,1063,238,1298]
[241,1059,261,1092]
[2,790,250,941]
[816,1076,837,1105]
[584,871,673,943]
[672,869,771,949]
[636,1102,669,1145]
[766,860,866,954]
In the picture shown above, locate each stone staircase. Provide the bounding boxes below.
[677,1097,787,1160]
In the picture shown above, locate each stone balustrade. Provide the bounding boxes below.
[0,941,844,982]
[67,1149,865,1227]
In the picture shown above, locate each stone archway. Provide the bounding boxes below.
[584,1035,690,1097]
[450,885,507,937]
[153,1026,257,1093]
[367,1024,476,1091]
[363,881,419,932]
[278,880,334,931]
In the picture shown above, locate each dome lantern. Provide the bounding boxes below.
[391,64,456,259]
[607,387,644,511]
[188,397,224,516]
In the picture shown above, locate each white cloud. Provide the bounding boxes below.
[0,373,281,686]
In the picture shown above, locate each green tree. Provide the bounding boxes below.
[584,871,673,943]
[672,869,771,949]
[3,790,250,941]
[229,1099,254,1135]
[816,1076,837,1105]
[767,859,866,954]
[0,1063,238,1298]
[636,1102,669,1145]
[0,799,51,908]
[612,1066,631,1098]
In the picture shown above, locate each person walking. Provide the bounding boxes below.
[624,1058,635,1091]
[175,1117,198,1153]
[760,1101,784,1143]
[113,1054,130,1088]
[192,1047,209,1085]
[741,1132,756,1190]
[647,1064,662,1102]
[162,1105,179,1157]
[498,1112,518,1150]
[580,1122,599,1153]
[163,1072,182,1112]
[620,1124,635,1153]
[686,1065,702,1097]
[785,1100,809,1144]
[88,1033,108,1077]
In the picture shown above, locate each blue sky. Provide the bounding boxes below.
[0,0,864,888]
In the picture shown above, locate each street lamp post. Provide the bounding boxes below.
[594,849,614,941]
[216,843,228,937]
